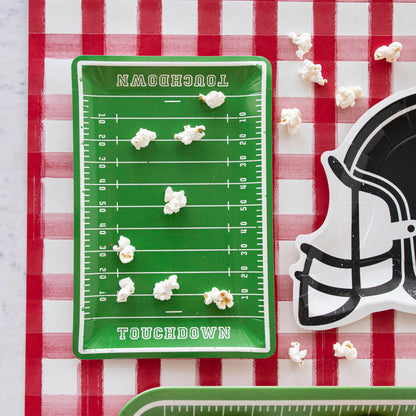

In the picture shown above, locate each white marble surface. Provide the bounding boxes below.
[0,1,28,415]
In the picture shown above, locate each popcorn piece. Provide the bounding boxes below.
[131,128,157,150]
[113,235,136,264]
[333,340,358,360]
[153,274,179,301]
[280,108,302,135]
[117,277,135,302]
[336,85,362,109]
[174,125,205,145]
[288,32,312,60]
[199,91,226,109]
[298,59,327,86]
[374,42,402,63]
[288,341,307,367]
[204,287,234,310]
[164,186,187,215]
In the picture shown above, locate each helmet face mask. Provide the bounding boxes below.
[289,88,416,330]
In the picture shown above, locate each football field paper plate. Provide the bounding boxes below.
[117,386,416,416]
[72,56,274,358]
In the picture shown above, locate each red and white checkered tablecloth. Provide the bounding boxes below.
[26,0,416,415]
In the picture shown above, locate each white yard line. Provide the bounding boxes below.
[85,293,262,298]
[83,93,261,98]
[83,137,261,142]
[88,115,261,121]
[85,159,261,164]
[87,181,262,186]
[85,270,264,276]
[85,315,264,321]
[85,204,262,209]
[87,248,262,253]
[85,225,257,231]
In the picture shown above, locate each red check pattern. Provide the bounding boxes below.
[27,1,416,415]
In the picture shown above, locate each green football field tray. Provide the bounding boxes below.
[118,387,416,416]
[72,56,274,358]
